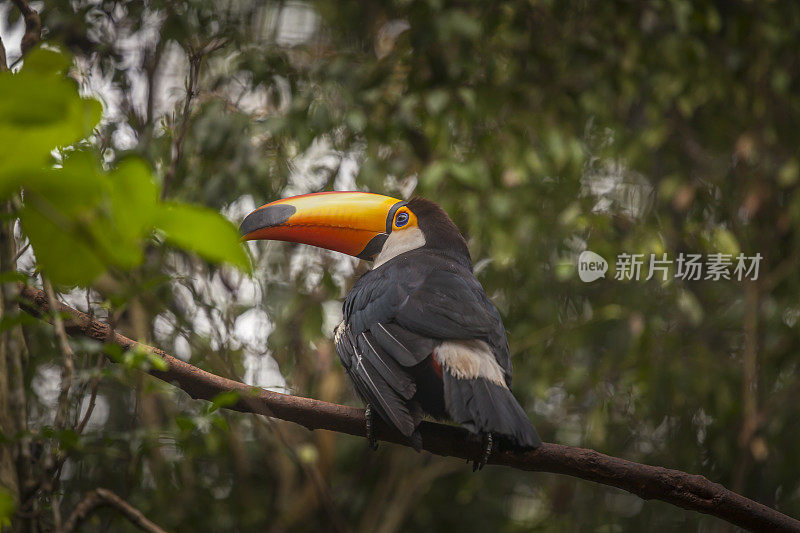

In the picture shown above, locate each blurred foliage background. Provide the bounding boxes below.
[2,0,800,531]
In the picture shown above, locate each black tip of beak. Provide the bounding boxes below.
[356,234,389,260]
[239,204,297,237]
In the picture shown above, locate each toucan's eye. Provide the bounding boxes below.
[395,211,409,227]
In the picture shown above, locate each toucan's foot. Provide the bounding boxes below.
[365,405,378,450]
[473,433,493,472]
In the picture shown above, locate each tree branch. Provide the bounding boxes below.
[10,0,41,55]
[16,283,800,532]
[0,36,9,71]
[61,488,166,533]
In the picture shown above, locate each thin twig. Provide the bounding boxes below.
[14,242,31,263]
[251,412,349,533]
[143,38,165,133]
[161,50,202,200]
[179,292,348,531]
[61,488,167,533]
[44,280,75,433]
[76,355,105,434]
[52,492,63,531]
[32,280,78,512]
[160,38,227,200]
[20,351,101,511]
[16,283,800,533]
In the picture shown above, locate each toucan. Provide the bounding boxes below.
[240,192,541,467]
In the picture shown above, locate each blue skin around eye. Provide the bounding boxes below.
[396,213,409,227]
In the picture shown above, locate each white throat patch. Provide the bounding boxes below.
[372,227,426,268]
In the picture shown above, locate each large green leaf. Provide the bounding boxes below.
[0,48,102,194]
[18,199,107,285]
[2,47,247,284]
[155,203,250,271]
[22,151,106,215]
[108,158,159,238]
[88,157,160,269]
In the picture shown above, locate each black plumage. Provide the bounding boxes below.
[334,198,541,449]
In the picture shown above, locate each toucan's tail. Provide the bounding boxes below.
[442,372,542,448]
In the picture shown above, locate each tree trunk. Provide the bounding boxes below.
[0,202,21,510]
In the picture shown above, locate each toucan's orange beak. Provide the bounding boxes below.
[240,192,405,260]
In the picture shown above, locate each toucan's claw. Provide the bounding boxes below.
[473,433,493,472]
[365,405,378,450]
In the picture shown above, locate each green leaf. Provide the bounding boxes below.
[0,312,39,332]
[778,159,799,187]
[24,151,106,215]
[108,158,159,237]
[420,160,448,188]
[210,390,241,409]
[87,157,158,269]
[18,153,109,285]
[18,153,161,285]
[0,271,29,284]
[146,352,169,372]
[210,413,230,432]
[20,47,72,75]
[0,75,70,125]
[712,228,740,256]
[0,486,15,528]
[302,303,324,340]
[155,203,250,271]
[175,415,196,432]
[112,345,167,372]
[0,49,102,194]
[19,200,106,286]
[57,429,80,451]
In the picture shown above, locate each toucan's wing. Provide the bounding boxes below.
[338,254,513,438]
[334,324,419,437]
[364,266,537,446]
[368,322,437,367]
[390,268,538,446]
[345,258,512,377]
[392,268,513,383]
[394,269,497,336]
